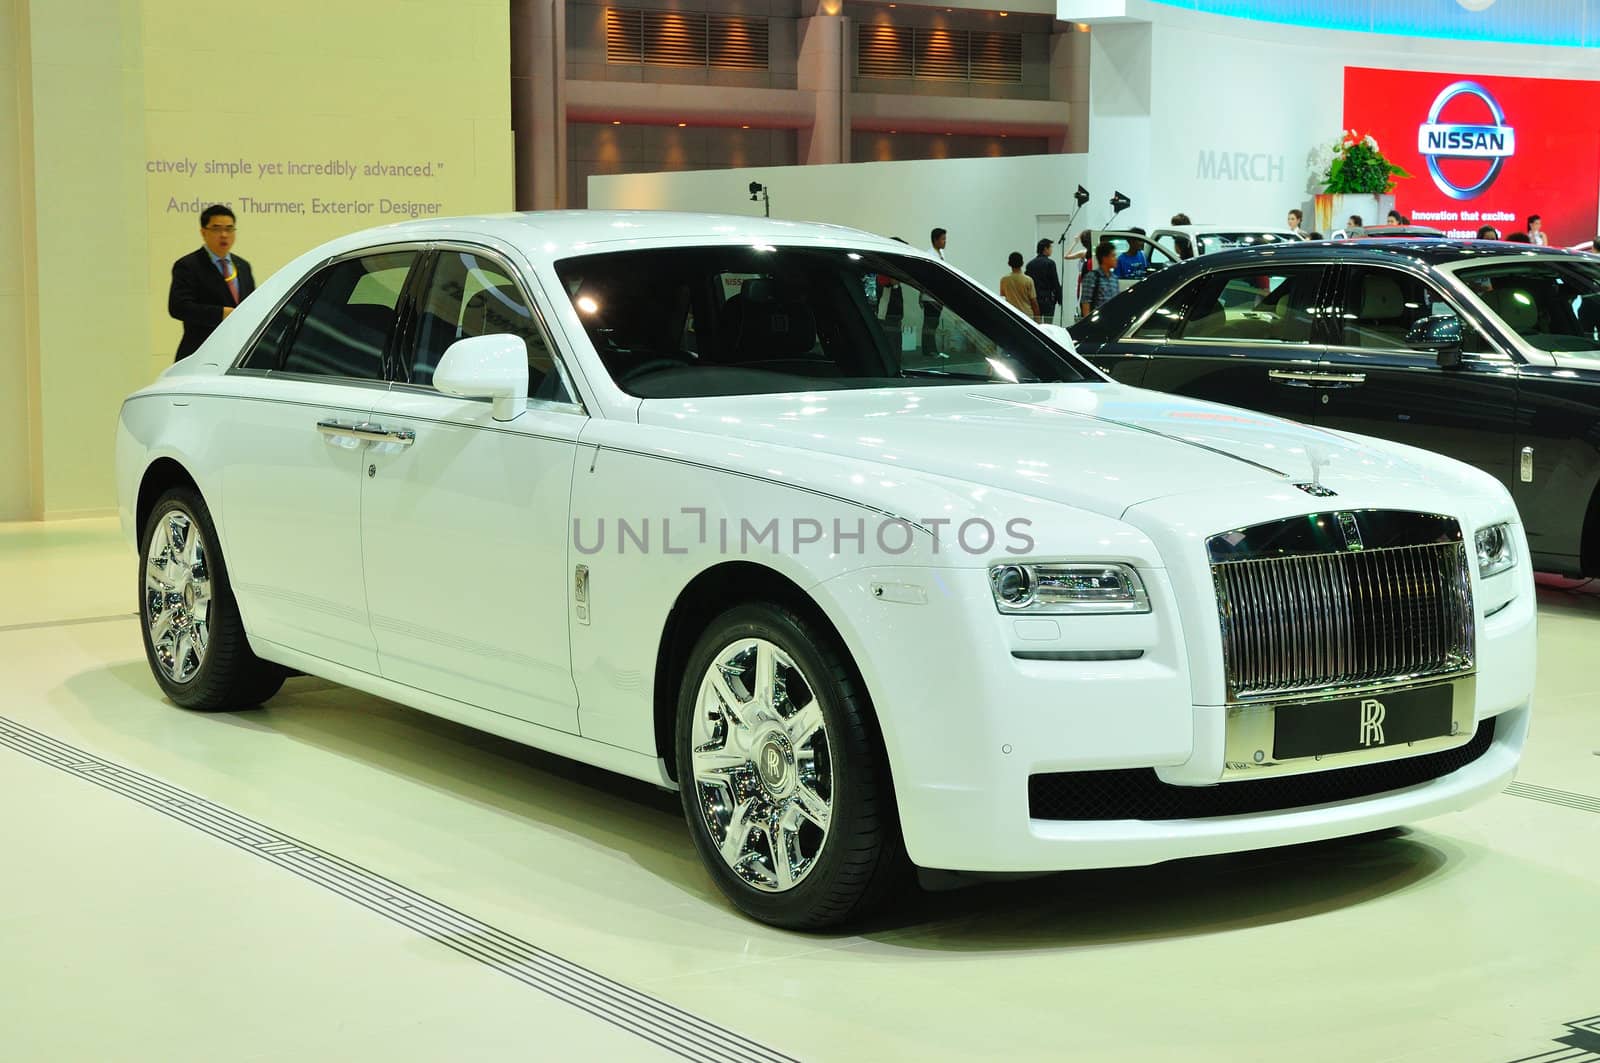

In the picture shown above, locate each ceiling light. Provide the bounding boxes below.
[677,122,687,128]
[611,120,621,125]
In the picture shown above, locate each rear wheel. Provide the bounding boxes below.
[140,487,285,711]
[676,602,906,929]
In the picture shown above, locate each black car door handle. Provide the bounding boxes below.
[1268,369,1367,389]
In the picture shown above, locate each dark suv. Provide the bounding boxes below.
[1071,240,1600,576]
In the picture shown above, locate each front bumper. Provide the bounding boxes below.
[811,556,1535,873]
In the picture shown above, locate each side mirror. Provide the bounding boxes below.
[1405,315,1463,367]
[1037,322,1078,353]
[435,334,529,421]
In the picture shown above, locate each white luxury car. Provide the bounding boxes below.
[117,212,1535,929]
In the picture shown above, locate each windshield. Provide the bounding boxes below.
[1195,232,1299,255]
[553,246,1090,397]
[1454,258,1600,354]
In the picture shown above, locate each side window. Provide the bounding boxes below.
[874,271,1000,373]
[239,280,318,371]
[1175,266,1324,344]
[1335,266,1442,350]
[1132,283,1196,340]
[280,252,417,380]
[411,251,570,402]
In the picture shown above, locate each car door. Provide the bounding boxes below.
[360,245,585,733]
[1134,261,1333,427]
[1314,263,1520,492]
[221,248,421,673]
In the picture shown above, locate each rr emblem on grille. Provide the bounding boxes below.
[1359,699,1387,746]
[1336,511,1364,552]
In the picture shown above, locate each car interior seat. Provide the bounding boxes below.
[716,279,820,365]
[1484,287,1538,335]
[1350,273,1409,347]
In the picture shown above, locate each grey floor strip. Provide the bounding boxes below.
[0,612,137,634]
[1506,781,1600,816]
[0,712,796,1063]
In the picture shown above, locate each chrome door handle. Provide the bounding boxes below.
[316,419,416,445]
[1267,370,1367,388]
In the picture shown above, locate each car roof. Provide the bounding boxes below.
[314,210,912,265]
[1154,224,1300,235]
[1195,239,1596,269]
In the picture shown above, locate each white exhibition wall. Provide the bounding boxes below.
[589,153,1089,289]
[592,3,1600,267]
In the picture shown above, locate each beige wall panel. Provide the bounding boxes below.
[6,0,513,518]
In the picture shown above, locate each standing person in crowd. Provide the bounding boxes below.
[1115,228,1149,280]
[1026,238,1063,324]
[1287,208,1305,237]
[921,227,948,351]
[1346,215,1366,238]
[1170,213,1194,258]
[1387,210,1408,226]
[1068,228,1094,305]
[1477,225,1501,240]
[1528,214,1548,245]
[1078,242,1119,321]
[168,204,254,361]
[1000,252,1040,321]
[1506,232,1532,243]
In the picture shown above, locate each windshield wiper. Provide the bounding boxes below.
[899,367,998,380]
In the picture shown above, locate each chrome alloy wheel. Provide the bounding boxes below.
[689,638,833,893]
[144,508,212,684]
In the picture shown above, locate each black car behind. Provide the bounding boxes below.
[1071,240,1600,576]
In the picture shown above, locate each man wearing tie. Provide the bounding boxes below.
[168,204,254,360]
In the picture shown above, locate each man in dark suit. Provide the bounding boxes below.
[168,204,255,360]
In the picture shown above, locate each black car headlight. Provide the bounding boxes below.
[1475,523,1516,579]
[989,563,1150,615]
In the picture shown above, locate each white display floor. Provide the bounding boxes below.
[2,518,1597,1062]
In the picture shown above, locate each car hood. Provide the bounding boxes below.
[638,383,1425,519]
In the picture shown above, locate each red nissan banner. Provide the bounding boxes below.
[1344,66,1600,245]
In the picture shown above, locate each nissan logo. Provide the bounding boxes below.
[1418,80,1516,200]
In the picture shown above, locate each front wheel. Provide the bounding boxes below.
[676,603,906,929]
[140,487,285,711]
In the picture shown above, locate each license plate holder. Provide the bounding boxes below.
[1273,683,1456,761]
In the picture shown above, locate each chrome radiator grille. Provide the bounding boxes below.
[1209,514,1475,701]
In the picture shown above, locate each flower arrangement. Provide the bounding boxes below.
[1319,130,1411,195]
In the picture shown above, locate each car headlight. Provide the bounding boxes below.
[1475,523,1516,578]
[989,562,1150,615]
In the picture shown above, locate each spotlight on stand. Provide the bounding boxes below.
[1105,190,1131,225]
[1051,185,1095,325]
[748,181,770,218]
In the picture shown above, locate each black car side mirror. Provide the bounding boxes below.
[1405,314,1464,367]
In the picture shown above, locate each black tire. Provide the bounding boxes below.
[139,487,286,711]
[675,602,907,930]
